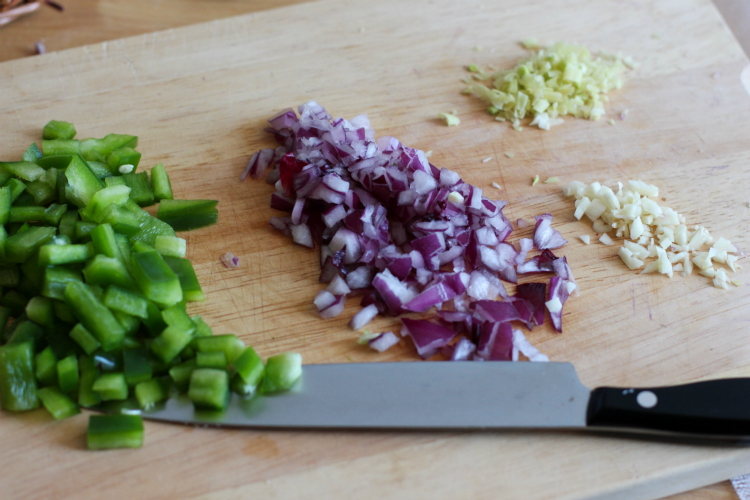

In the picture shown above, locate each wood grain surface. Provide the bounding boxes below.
[0,0,316,62]
[1,0,750,498]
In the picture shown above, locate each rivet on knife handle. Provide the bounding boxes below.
[586,378,750,437]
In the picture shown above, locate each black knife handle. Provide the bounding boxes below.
[586,378,750,437]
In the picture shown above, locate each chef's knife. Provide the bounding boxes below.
[91,362,750,439]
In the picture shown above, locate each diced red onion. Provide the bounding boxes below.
[475,227,499,246]
[368,331,399,352]
[515,282,546,328]
[266,167,281,185]
[271,192,294,212]
[440,168,461,187]
[291,198,306,225]
[496,242,518,269]
[516,249,559,274]
[552,256,579,296]
[327,274,351,295]
[516,218,530,228]
[403,275,464,312]
[401,318,457,359]
[44,1,65,12]
[349,304,379,330]
[450,337,476,360]
[220,252,240,268]
[411,233,445,260]
[511,298,534,325]
[329,227,362,264]
[251,102,577,362]
[438,245,464,265]
[512,329,549,362]
[497,265,518,284]
[291,223,314,248]
[346,266,374,289]
[322,204,347,228]
[475,321,513,361]
[547,276,570,333]
[412,170,438,195]
[372,268,417,314]
[474,300,522,323]
[533,213,568,250]
[515,238,534,266]
[241,148,275,181]
[314,290,347,319]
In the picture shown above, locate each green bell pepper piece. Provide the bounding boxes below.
[87,414,143,450]
[156,199,218,232]
[38,242,94,266]
[122,171,154,206]
[37,386,80,419]
[64,281,126,351]
[43,121,77,140]
[196,351,227,370]
[131,250,182,306]
[134,377,169,410]
[150,163,173,201]
[261,352,302,394]
[91,372,128,401]
[63,154,103,207]
[23,142,43,162]
[4,226,56,263]
[193,335,246,365]
[0,341,39,411]
[35,346,58,386]
[163,256,204,302]
[107,147,141,172]
[189,368,229,411]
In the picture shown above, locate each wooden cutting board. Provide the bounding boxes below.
[1,0,750,498]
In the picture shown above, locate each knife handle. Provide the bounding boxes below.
[586,378,750,437]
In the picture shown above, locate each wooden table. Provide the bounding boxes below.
[0,1,748,499]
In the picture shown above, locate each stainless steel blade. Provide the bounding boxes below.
[112,362,591,430]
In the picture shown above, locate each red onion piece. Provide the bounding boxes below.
[515,282,547,329]
[450,337,477,360]
[368,331,399,352]
[516,249,559,274]
[220,252,240,268]
[474,300,522,323]
[515,238,534,266]
[372,268,417,315]
[547,276,570,333]
[512,329,549,362]
[403,277,462,313]
[242,148,275,181]
[346,266,374,289]
[552,256,579,296]
[314,290,347,319]
[349,304,379,330]
[516,218,530,228]
[533,213,568,250]
[291,223,314,248]
[44,0,65,11]
[326,274,351,295]
[475,321,513,361]
[401,318,457,359]
[329,227,362,264]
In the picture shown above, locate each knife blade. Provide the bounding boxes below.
[90,362,750,439]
